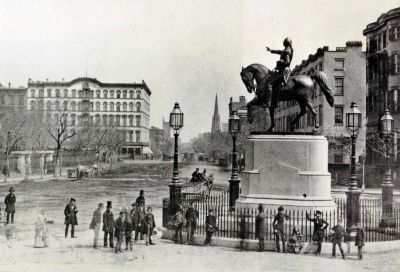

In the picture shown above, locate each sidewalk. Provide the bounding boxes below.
[0,174,55,186]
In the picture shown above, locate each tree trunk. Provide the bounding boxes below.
[54,147,60,178]
[4,152,9,183]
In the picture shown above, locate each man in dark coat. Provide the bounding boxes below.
[4,187,16,224]
[273,206,289,253]
[103,201,114,248]
[114,212,125,253]
[204,209,217,246]
[355,222,366,260]
[306,210,329,255]
[330,219,345,259]
[135,190,145,206]
[265,37,294,107]
[255,204,267,252]
[191,168,200,182]
[64,198,78,238]
[124,209,134,251]
[185,202,199,245]
[144,206,156,245]
[132,203,145,242]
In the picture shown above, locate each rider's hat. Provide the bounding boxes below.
[284,37,292,46]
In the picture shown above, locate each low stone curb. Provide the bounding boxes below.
[160,227,400,254]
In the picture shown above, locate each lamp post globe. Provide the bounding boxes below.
[228,110,241,208]
[169,102,184,215]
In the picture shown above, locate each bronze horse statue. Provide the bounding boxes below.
[240,63,334,132]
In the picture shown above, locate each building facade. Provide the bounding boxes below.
[274,42,366,184]
[27,77,151,158]
[0,84,27,116]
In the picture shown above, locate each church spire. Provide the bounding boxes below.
[211,93,221,133]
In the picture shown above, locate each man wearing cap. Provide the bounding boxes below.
[256,204,267,252]
[136,190,145,207]
[103,201,114,248]
[306,210,329,255]
[89,203,104,248]
[204,208,217,246]
[273,206,289,253]
[4,187,16,224]
[64,198,78,238]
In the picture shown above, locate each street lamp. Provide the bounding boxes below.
[345,101,362,236]
[380,109,394,219]
[229,110,241,208]
[169,103,184,214]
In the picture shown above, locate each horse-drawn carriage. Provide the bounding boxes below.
[68,164,100,180]
[181,173,214,198]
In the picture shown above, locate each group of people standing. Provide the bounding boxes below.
[87,190,156,254]
[256,204,366,260]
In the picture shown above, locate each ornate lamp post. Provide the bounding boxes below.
[345,102,362,235]
[380,109,394,220]
[229,110,241,208]
[169,103,184,214]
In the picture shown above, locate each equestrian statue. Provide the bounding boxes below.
[240,37,334,132]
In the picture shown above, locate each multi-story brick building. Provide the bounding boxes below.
[364,7,400,160]
[274,42,366,184]
[0,83,27,115]
[27,77,151,159]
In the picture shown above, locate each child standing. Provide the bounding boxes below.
[144,207,156,245]
[173,208,184,244]
[330,219,346,259]
[204,209,217,246]
[355,223,366,260]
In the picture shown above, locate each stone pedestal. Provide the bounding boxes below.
[236,134,336,213]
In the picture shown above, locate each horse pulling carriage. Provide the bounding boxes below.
[181,174,214,199]
[67,164,101,180]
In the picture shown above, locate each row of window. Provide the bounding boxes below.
[30,88,143,99]
[367,25,400,54]
[368,54,399,81]
[0,94,25,106]
[63,128,141,143]
[48,113,142,127]
[29,100,142,112]
[368,89,400,115]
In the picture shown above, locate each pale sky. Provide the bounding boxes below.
[0,0,398,141]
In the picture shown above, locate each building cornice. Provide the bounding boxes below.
[27,77,152,96]
[363,7,400,35]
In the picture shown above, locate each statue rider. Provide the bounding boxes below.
[265,37,293,108]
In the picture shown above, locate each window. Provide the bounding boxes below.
[123,102,127,111]
[39,89,44,97]
[63,89,68,98]
[55,101,60,111]
[72,89,76,98]
[78,90,83,98]
[102,115,108,126]
[382,31,387,48]
[334,106,344,125]
[334,59,344,71]
[55,89,60,98]
[136,90,141,99]
[71,101,76,111]
[46,101,52,111]
[30,89,35,98]
[18,95,24,105]
[129,90,134,99]
[395,54,399,74]
[78,102,82,111]
[334,154,344,164]
[96,102,100,111]
[334,78,344,95]
[136,116,141,126]
[129,116,134,126]
[47,89,52,97]
[123,90,127,98]
[103,90,108,98]
[318,62,323,71]
[110,102,114,111]
[30,100,36,110]
[116,115,121,126]
[123,116,127,126]
[129,102,134,111]
[135,131,141,142]
[129,131,133,142]
[117,90,121,98]
[110,90,114,98]
[103,102,108,111]
[136,102,141,112]
[71,114,76,126]
[96,90,100,98]
[63,101,68,110]
[95,115,100,124]
[116,102,121,112]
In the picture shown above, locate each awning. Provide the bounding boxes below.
[142,147,153,155]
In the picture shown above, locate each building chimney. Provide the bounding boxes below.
[8,82,11,88]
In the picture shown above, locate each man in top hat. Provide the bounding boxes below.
[64,198,78,238]
[273,206,289,253]
[133,202,145,242]
[306,210,329,255]
[103,201,114,248]
[136,190,145,206]
[4,187,16,224]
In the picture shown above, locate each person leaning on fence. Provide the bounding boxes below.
[114,212,125,254]
[204,208,217,246]
[306,210,329,255]
[255,204,267,252]
[89,203,104,249]
[355,222,366,260]
[273,206,289,253]
[173,207,184,244]
[330,219,346,259]
[185,202,199,245]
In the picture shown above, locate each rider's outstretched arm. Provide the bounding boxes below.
[270,49,284,55]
